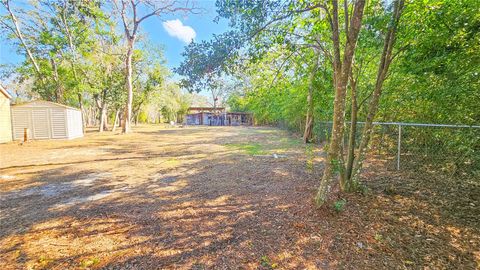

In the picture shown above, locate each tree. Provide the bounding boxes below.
[348,0,406,185]
[314,0,367,205]
[303,51,320,143]
[0,0,104,105]
[112,0,199,133]
[178,1,330,140]
[0,0,43,80]
[1,0,181,133]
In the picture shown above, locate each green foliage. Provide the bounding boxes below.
[226,92,248,112]
[0,1,187,128]
[333,199,347,213]
[1,0,478,174]
[176,0,479,176]
[374,233,383,242]
[380,0,480,125]
[259,255,277,269]
[138,111,148,123]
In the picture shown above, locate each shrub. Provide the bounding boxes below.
[333,199,347,213]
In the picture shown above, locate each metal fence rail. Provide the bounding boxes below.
[316,121,480,175]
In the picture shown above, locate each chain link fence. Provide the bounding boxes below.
[315,121,480,176]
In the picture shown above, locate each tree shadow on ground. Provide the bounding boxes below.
[0,126,478,269]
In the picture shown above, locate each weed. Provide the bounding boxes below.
[259,255,278,269]
[333,199,347,213]
[79,257,100,268]
[37,255,51,267]
[358,183,370,195]
[374,233,383,242]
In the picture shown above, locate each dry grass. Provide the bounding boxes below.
[0,124,478,269]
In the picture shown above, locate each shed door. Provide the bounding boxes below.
[51,109,67,138]
[32,109,50,139]
[12,109,31,140]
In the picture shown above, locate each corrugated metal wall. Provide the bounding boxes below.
[51,109,67,138]
[66,109,83,139]
[0,95,12,143]
[11,109,30,140]
[31,109,49,139]
[11,101,83,140]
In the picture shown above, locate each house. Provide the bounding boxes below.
[185,107,253,126]
[186,107,226,126]
[0,85,12,143]
[11,100,83,140]
[226,112,253,126]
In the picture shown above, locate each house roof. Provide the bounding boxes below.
[227,112,252,115]
[12,100,81,111]
[0,85,12,99]
[188,107,226,111]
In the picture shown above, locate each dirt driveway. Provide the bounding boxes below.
[1,125,478,269]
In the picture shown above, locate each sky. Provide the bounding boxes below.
[0,0,229,72]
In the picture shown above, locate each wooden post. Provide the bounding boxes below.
[24,128,28,142]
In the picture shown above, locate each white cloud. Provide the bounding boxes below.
[162,19,196,43]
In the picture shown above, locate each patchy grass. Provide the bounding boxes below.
[224,142,267,155]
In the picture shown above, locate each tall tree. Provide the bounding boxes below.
[0,0,42,78]
[349,0,406,184]
[112,0,198,133]
[314,0,408,204]
[304,50,320,143]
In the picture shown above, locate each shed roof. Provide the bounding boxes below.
[12,100,80,111]
[0,85,12,99]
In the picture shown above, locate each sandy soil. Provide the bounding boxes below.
[0,125,478,269]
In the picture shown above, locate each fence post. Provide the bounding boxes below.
[397,124,402,170]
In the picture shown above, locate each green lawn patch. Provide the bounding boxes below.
[224,143,266,155]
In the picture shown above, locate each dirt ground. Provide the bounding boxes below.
[0,125,478,269]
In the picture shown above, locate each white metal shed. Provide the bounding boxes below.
[11,100,83,140]
[0,85,12,143]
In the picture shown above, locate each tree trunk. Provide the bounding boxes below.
[78,93,86,133]
[315,0,366,206]
[118,112,123,129]
[112,109,120,132]
[351,0,405,183]
[96,89,108,132]
[103,108,109,130]
[3,1,42,77]
[303,54,320,143]
[342,75,358,190]
[50,57,64,103]
[122,39,134,133]
[99,105,106,133]
[98,101,108,132]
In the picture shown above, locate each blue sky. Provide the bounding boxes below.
[142,0,229,69]
[0,0,229,71]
